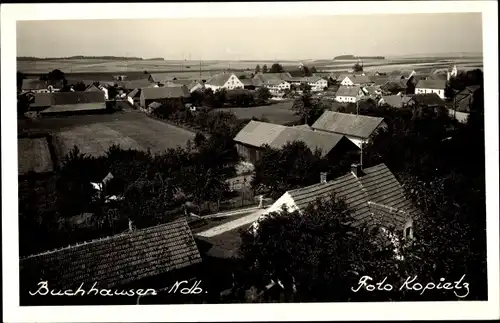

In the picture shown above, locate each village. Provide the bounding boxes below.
[16,54,486,305]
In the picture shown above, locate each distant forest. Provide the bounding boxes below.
[17,56,165,61]
[334,55,385,60]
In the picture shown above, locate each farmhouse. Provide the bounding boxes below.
[340,75,374,86]
[205,73,244,91]
[452,85,480,113]
[378,94,412,109]
[303,76,328,92]
[414,79,447,99]
[233,120,355,165]
[240,78,257,90]
[263,79,291,95]
[39,91,107,116]
[172,79,205,93]
[389,70,416,80]
[21,79,62,94]
[19,216,202,305]
[334,85,364,103]
[311,111,387,148]
[117,79,156,91]
[148,73,177,85]
[85,84,109,100]
[362,85,383,98]
[139,84,190,110]
[256,163,419,241]
[370,76,391,86]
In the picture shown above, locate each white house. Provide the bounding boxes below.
[334,85,365,103]
[311,111,387,148]
[21,79,62,94]
[304,76,328,92]
[415,79,447,99]
[340,75,374,86]
[205,73,244,91]
[253,163,419,244]
[263,79,291,95]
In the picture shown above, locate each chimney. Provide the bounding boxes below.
[320,172,328,183]
[128,219,134,232]
[351,163,364,177]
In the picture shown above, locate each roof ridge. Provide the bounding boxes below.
[20,217,186,260]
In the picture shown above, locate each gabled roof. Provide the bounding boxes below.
[234,121,287,147]
[344,75,373,85]
[19,217,202,291]
[240,78,256,86]
[363,85,382,96]
[21,79,48,90]
[84,84,102,92]
[409,93,445,106]
[285,163,420,228]
[234,120,346,156]
[127,88,140,99]
[116,79,154,90]
[311,111,385,139]
[370,76,391,86]
[149,73,176,83]
[416,79,446,90]
[304,76,324,83]
[51,91,105,105]
[205,73,235,86]
[335,85,362,97]
[141,85,190,100]
[379,95,412,108]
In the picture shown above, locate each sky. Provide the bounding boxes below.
[16,13,483,60]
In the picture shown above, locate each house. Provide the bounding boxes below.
[21,79,60,94]
[205,73,244,92]
[408,93,446,108]
[311,111,387,148]
[452,85,480,113]
[39,91,107,116]
[252,72,292,88]
[415,79,447,99]
[148,73,177,85]
[127,88,141,107]
[340,75,374,86]
[172,79,205,93]
[85,84,109,100]
[257,163,420,242]
[370,76,391,86]
[263,79,291,95]
[240,78,257,90]
[303,76,328,92]
[362,85,383,98]
[139,84,190,110]
[233,120,356,165]
[19,216,202,305]
[377,94,412,109]
[117,79,156,91]
[334,85,365,103]
[389,70,416,80]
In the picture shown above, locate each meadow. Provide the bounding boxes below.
[18,137,54,175]
[18,111,196,170]
[214,100,301,125]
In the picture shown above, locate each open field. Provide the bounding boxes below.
[18,111,195,163]
[18,56,482,78]
[18,137,54,175]
[214,100,300,125]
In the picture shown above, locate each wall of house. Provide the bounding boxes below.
[222,74,244,91]
[236,143,264,165]
[415,87,445,99]
[335,95,357,103]
[341,78,354,86]
[449,110,469,123]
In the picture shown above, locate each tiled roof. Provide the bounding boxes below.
[344,75,373,85]
[311,111,385,139]
[148,102,163,109]
[21,79,48,90]
[304,76,324,83]
[117,79,153,90]
[234,121,345,156]
[370,76,390,86]
[379,95,411,108]
[234,121,287,147]
[19,217,202,291]
[205,73,234,86]
[286,163,420,228]
[270,127,345,157]
[141,85,190,100]
[453,86,480,112]
[363,85,382,96]
[240,78,256,86]
[51,91,106,105]
[409,93,445,106]
[416,79,446,90]
[84,84,103,93]
[149,73,176,83]
[335,85,362,97]
[127,88,140,99]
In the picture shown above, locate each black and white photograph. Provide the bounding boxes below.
[2,1,499,321]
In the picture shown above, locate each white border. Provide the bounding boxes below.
[2,2,499,322]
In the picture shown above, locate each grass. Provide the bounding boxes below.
[214,100,301,125]
[18,111,195,163]
[18,137,54,175]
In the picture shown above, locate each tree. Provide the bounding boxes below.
[270,63,285,74]
[310,66,317,73]
[256,87,272,105]
[262,64,268,73]
[213,89,227,109]
[17,93,34,116]
[302,65,311,77]
[74,82,87,92]
[252,141,323,198]
[108,85,119,100]
[255,65,261,74]
[292,86,324,125]
[48,69,65,81]
[236,195,397,302]
[353,62,363,73]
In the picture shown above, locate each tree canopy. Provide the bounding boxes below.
[269,63,285,74]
